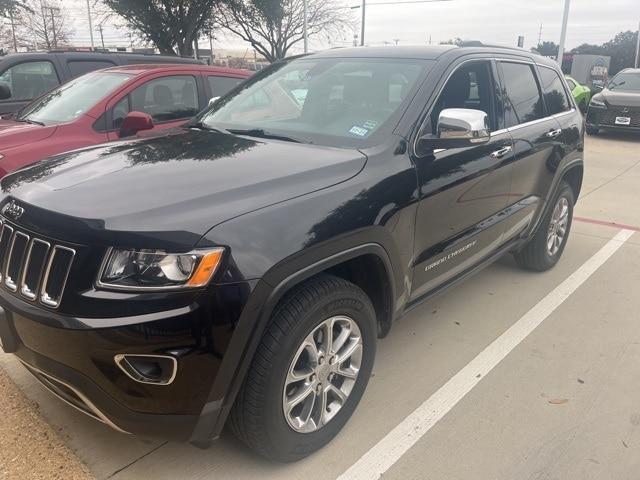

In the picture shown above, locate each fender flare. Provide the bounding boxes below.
[192,242,396,441]
[525,158,584,240]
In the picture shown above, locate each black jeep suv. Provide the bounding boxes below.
[0,45,583,461]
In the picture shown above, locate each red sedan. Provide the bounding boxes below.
[0,64,251,177]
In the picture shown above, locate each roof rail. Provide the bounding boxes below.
[458,41,529,53]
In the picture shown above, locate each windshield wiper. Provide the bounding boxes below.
[188,122,227,133]
[15,118,45,126]
[226,128,303,144]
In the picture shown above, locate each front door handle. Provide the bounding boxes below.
[490,146,512,159]
[546,128,563,138]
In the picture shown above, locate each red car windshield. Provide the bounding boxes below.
[18,71,132,126]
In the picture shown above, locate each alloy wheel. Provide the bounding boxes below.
[282,316,363,433]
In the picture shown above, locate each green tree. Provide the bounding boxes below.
[534,41,559,57]
[216,0,352,62]
[102,0,219,56]
[571,31,639,75]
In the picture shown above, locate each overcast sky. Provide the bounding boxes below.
[65,0,640,54]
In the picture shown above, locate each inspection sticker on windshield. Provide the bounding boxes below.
[349,126,369,137]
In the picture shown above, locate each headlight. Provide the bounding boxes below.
[590,97,606,107]
[98,247,224,290]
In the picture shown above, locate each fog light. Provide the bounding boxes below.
[114,354,177,386]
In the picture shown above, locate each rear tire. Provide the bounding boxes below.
[514,182,574,271]
[229,274,377,462]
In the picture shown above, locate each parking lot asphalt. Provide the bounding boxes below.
[1,132,639,480]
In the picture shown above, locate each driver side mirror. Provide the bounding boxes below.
[0,82,11,101]
[418,108,491,151]
[119,111,154,138]
[591,83,604,94]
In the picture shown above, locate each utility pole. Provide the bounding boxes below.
[303,0,308,53]
[556,0,571,64]
[209,30,214,64]
[360,0,366,46]
[8,11,18,52]
[86,0,95,50]
[537,23,543,47]
[97,24,105,49]
[635,20,640,68]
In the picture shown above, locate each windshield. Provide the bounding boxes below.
[608,72,640,92]
[199,57,431,147]
[18,71,132,125]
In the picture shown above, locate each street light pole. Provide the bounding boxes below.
[86,0,95,50]
[303,0,308,53]
[635,20,640,68]
[360,0,366,46]
[556,0,571,64]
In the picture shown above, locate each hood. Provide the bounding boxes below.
[0,129,367,249]
[599,88,640,108]
[0,119,57,150]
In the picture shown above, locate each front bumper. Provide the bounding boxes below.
[0,279,256,442]
[587,106,640,131]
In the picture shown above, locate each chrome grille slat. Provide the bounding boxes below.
[5,231,29,291]
[20,239,51,300]
[0,217,75,309]
[40,246,75,308]
[0,223,14,283]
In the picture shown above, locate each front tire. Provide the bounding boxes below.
[514,181,575,271]
[586,125,599,135]
[229,274,376,462]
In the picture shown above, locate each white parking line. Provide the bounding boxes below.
[338,229,635,480]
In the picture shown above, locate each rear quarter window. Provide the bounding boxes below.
[538,67,572,115]
[499,62,544,127]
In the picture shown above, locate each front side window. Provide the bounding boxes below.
[0,61,59,102]
[130,75,199,122]
[429,61,497,133]
[500,62,544,127]
[18,71,131,125]
[199,58,431,147]
[608,71,640,92]
[566,78,577,90]
[539,67,572,115]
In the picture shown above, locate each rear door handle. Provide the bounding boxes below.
[490,146,512,159]
[546,128,563,138]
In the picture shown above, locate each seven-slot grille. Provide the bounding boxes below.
[0,219,75,309]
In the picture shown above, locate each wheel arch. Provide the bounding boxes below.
[193,243,398,442]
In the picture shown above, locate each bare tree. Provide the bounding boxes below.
[13,0,73,50]
[216,0,353,62]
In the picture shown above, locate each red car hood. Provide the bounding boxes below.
[0,119,57,150]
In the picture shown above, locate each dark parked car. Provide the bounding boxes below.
[0,50,201,115]
[0,45,583,461]
[586,68,640,134]
[0,64,251,177]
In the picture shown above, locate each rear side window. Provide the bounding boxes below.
[0,61,59,101]
[538,67,572,115]
[500,62,544,127]
[207,76,244,98]
[130,75,199,122]
[68,60,116,78]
